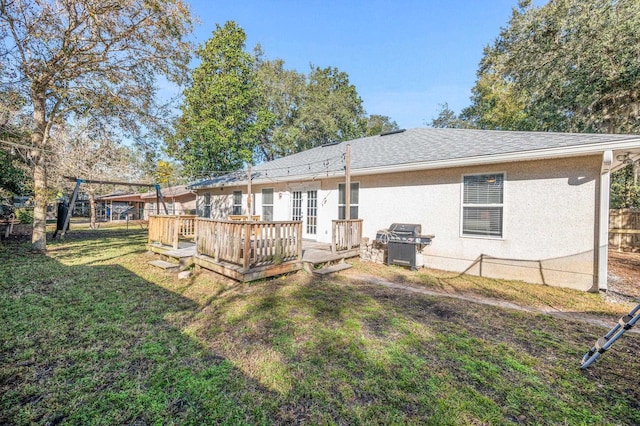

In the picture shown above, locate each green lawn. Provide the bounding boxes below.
[1,228,639,425]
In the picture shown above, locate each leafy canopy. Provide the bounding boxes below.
[169,22,387,177]
[1,0,194,249]
[168,21,273,177]
[431,0,640,207]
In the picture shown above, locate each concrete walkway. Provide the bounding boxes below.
[345,272,639,334]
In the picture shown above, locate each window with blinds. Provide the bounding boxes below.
[338,182,359,220]
[232,191,242,215]
[462,173,504,237]
[262,188,274,221]
[199,193,211,218]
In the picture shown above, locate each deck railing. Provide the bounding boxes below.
[228,215,261,221]
[331,219,363,253]
[179,215,197,238]
[148,215,196,249]
[196,219,302,270]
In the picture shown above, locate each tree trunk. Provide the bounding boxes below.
[30,94,48,251]
[89,190,96,229]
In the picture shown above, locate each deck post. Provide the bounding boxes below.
[213,220,220,262]
[331,221,337,254]
[194,217,199,250]
[297,222,303,260]
[148,215,153,245]
[275,223,282,263]
[243,222,251,270]
[172,216,180,249]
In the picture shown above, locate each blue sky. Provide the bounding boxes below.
[182,0,522,129]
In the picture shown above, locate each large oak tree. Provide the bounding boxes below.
[0,0,193,250]
[433,0,640,206]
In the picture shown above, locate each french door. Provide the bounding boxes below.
[292,189,318,240]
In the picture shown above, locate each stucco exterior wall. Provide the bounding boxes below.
[194,155,602,291]
[354,155,601,291]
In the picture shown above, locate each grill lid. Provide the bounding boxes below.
[388,223,421,236]
[375,223,434,245]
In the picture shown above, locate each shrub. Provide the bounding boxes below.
[16,208,33,224]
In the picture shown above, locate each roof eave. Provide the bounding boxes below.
[190,137,640,189]
[352,139,640,177]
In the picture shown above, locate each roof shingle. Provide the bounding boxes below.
[191,127,640,188]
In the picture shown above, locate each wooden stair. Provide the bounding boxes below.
[148,259,179,270]
[313,262,352,277]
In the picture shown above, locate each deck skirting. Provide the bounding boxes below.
[194,253,303,282]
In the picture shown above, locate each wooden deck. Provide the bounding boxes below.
[146,216,362,282]
[147,239,360,280]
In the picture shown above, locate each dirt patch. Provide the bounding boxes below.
[0,224,33,243]
[608,250,640,300]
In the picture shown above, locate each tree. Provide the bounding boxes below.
[254,54,306,161]
[610,163,640,209]
[155,160,187,186]
[0,0,193,250]
[52,123,141,229]
[429,103,471,129]
[467,0,640,133]
[459,70,530,130]
[168,21,273,178]
[0,87,31,200]
[296,66,367,150]
[455,0,640,206]
[365,115,399,136]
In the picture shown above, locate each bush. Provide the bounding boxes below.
[16,208,33,224]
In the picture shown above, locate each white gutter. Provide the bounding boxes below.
[596,150,613,292]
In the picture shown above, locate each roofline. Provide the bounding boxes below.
[351,137,640,177]
[192,137,640,189]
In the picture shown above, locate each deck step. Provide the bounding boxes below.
[148,260,179,270]
[313,263,352,276]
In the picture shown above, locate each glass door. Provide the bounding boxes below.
[305,190,317,238]
[291,189,318,240]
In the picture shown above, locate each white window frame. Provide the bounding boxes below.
[262,188,274,222]
[199,193,211,218]
[232,190,243,216]
[460,172,505,239]
[338,181,359,220]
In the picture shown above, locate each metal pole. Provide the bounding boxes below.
[155,184,169,215]
[247,164,252,221]
[345,144,351,220]
[60,179,83,239]
[155,184,160,214]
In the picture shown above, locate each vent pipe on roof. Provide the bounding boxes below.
[380,129,406,137]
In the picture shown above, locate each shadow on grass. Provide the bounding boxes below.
[198,272,640,424]
[0,242,280,425]
[3,230,639,425]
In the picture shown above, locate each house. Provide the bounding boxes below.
[189,128,640,292]
[140,185,196,218]
[97,191,146,221]
[97,185,196,221]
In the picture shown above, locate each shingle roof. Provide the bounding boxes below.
[98,185,194,201]
[190,127,640,189]
[139,185,194,200]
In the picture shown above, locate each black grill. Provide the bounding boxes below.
[375,223,434,270]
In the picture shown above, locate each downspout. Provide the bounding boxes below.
[596,150,612,291]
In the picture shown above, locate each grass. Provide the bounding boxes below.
[1,228,639,424]
[348,259,634,316]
